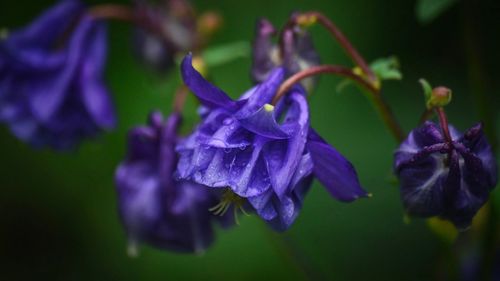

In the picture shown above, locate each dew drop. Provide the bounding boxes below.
[223,118,234,126]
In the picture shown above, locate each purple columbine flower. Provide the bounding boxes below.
[115,111,233,254]
[394,121,498,230]
[0,0,116,150]
[176,54,368,231]
[251,18,320,91]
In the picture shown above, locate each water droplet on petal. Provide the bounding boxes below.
[223,118,234,126]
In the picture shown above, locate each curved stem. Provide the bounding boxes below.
[88,4,180,50]
[272,65,376,104]
[435,107,452,143]
[292,11,377,83]
[272,65,405,142]
[88,4,135,22]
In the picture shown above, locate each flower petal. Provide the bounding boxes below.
[79,19,116,129]
[264,92,309,199]
[181,54,242,111]
[238,104,289,139]
[307,129,368,201]
[250,18,277,83]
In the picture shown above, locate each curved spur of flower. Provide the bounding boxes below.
[176,54,368,231]
[115,111,233,254]
[0,0,116,150]
[394,121,498,230]
[251,18,320,91]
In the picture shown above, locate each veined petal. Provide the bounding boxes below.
[264,92,309,199]
[181,54,242,111]
[238,104,289,139]
[307,129,368,201]
[235,67,285,118]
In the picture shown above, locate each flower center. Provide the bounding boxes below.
[208,189,249,224]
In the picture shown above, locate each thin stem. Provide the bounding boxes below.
[173,85,189,113]
[260,224,325,281]
[292,11,377,83]
[88,4,179,50]
[272,65,376,104]
[272,65,405,142]
[88,4,135,22]
[435,107,452,143]
[419,108,434,125]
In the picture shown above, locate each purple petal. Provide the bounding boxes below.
[181,54,241,111]
[235,67,285,118]
[79,19,116,128]
[307,129,368,201]
[250,18,277,83]
[10,0,83,47]
[264,92,309,199]
[29,14,94,123]
[238,104,289,139]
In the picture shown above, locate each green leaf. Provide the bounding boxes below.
[201,41,251,68]
[370,56,402,81]
[419,78,433,101]
[416,0,460,24]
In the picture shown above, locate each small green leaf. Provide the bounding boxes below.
[202,41,251,68]
[419,78,433,100]
[370,56,403,81]
[416,0,460,24]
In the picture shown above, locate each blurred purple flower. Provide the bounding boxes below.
[131,0,196,72]
[176,54,367,231]
[394,121,498,230]
[115,111,233,254]
[251,18,320,91]
[0,0,115,150]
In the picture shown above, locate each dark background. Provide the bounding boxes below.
[1,0,499,280]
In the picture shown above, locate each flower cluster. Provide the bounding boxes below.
[115,111,234,254]
[0,0,115,149]
[394,121,498,230]
[175,54,368,231]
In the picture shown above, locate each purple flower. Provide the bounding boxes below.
[0,0,116,150]
[394,121,498,230]
[115,111,233,254]
[251,18,320,91]
[176,54,368,231]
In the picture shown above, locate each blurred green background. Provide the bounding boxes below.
[1,0,499,280]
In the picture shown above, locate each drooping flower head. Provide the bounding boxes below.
[0,0,116,149]
[115,111,233,254]
[131,0,197,72]
[176,54,367,231]
[251,18,320,91]
[394,121,498,230]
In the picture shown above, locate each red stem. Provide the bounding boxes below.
[292,11,377,83]
[272,65,376,105]
[173,85,189,113]
[436,107,452,143]
[88,4,135,22]
[272,65,404,142]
